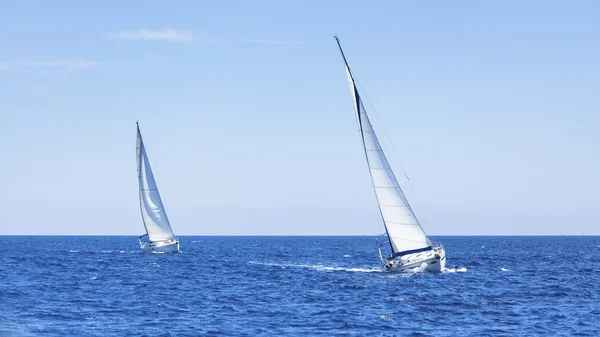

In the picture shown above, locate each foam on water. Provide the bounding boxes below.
[442,267,468,273]
[248,261,383,273]
[250,261,469,275]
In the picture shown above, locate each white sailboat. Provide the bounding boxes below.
[334,37,445,272]
[136,122,180,253]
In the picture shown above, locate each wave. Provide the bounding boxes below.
[248,261,382,273]
[250,261,468,275]
[442,267,467,273]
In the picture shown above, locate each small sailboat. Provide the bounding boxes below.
[136,122,179,253]
[334,37,445,272]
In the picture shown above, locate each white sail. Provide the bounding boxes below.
[336,37,431,257]
[136,124,176,242]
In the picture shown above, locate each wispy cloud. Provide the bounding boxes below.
[240,38,320,45]
[110,28,195,42]
[0,64,15,71]
[0,61,98,71]
[32,84,47,92]
[108,29,317,45]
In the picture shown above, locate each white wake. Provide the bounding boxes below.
[248,261,383,273]
[249,261,468,274]
[442,267,467,273]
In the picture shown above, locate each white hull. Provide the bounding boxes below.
[384,246,446,272]
[140,238,180,253]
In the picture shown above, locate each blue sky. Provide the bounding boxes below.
[1,0,599,235]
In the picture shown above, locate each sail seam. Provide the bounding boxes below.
[385,222,420,226]
[388,236,430,243]
[384,220,419,225]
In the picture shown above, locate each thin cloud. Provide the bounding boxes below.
[240,38,320,45]
[0,63,16,71]
[108,29,316,45]
[111,28,195,42]
[0,61,98,71]
[32,84,47,92]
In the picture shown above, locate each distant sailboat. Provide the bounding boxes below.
[136,122,179,253]
[334,37,445,271]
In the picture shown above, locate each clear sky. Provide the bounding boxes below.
[1,1,599,235]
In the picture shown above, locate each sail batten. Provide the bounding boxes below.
[136,124,176,243]
[335,37,431,255]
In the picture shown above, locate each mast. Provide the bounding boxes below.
[136,121,148,236]
[136,122,176,242]
[335,36,394,254]
[334,36,432,257]
[334,36,354,81]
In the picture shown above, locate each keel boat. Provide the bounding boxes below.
[334,37,445,271]
[136,122,180,253]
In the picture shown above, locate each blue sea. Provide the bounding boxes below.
[1,236,599,336]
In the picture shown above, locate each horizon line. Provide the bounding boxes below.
[1,234,598,237]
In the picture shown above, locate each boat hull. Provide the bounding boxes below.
[384,247,446,272]
[140,238,179,253]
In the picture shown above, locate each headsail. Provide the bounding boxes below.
[136,123,176,242]
[335,37,431,257]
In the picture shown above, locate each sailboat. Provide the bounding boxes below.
[334,37,446,272]
[136,122,180,253]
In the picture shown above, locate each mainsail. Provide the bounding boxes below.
[335,37,432,257]
[136,123,176,242]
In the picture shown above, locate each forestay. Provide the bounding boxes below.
[335,37,432,257]
[136,124,176,242]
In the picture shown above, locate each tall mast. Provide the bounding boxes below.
[334,36,394,253]
[334,36,363,132]
[136,121,175,241]
[334,36,431,257]
[136,122,148,236]
[334,36,355,82]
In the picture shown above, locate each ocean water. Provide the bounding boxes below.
[1,236,599,336]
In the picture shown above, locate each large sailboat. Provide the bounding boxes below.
[136,122,179,253]
[334,37,445,272]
